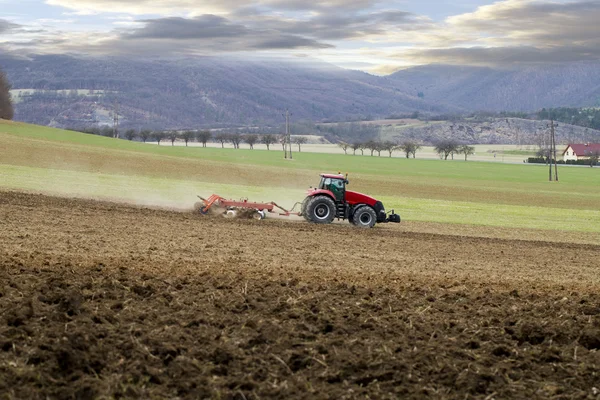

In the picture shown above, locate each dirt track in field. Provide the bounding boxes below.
[1,191,599,399]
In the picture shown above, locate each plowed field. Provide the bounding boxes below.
[1,191,599,399]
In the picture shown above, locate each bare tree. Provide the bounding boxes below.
[167,131,178,146]
[124,129,136,141]
[262,134,277,150]
[399,141,421,159]
[293,136,308,152]
[229,132,243,149]
[351,142,361,155]
[365,141,377,156]
[358,142,366,156]
[434,140,460,160]
[152,131,165,145]
[181,131,194,147]
[244,134,259,149]
[0,68,14,120]
[382,141,397,157]
[139,130,151,143]
[214,133,230,148]
[338,141,350,155]
[586,149,600,167]
[458,145,475,161]
[196,130,212,147]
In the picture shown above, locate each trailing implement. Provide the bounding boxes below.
[196,173,400,228]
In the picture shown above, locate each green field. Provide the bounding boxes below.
[1,120,599,235]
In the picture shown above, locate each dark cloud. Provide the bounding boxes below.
[404,0,600,66]
[77,15,333,56]
[124,15,249,40]
[0,19,20,34]
[12,0,600,68]
[402,44,600,66]
[100,9,427,55]
[268,10,429,40]
[450,0,600,46]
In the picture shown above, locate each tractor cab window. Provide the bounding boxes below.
[330,179,345,190]
[319,177,331,190]
[323,178,345,202]
[319,177,345,192]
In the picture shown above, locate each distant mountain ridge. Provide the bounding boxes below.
[0,55,443,129]
[1,54,600,129]
[389,62,600,112]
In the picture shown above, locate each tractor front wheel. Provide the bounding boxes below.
[305,196,336,224]
[352,206,377,228]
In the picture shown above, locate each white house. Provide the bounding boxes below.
[563,143,600,162]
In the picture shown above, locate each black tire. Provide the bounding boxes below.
[300,197,310,216]
[352,206,377,228]
[348,209,356,225]
[305,196,336,224]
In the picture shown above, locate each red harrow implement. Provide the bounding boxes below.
[196,194,301,220]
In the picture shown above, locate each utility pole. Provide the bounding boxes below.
[547,119,559,182]
[283,110,292,159]
[552,120,559,181]
[113,98,119,139]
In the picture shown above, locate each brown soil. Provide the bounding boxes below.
[1,191,599,400]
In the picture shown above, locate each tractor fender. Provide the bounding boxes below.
[305,189,336,201]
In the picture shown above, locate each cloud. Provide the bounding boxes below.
[0,19,20,34]
[49,15,333,56]
[400,45,600,66]
[45,0,379,15]
[40,7,428,56]
[5,0,599,70]
[256,10,432,41]
[416,0,600,65]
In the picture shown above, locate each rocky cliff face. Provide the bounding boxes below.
[391,118,600,145]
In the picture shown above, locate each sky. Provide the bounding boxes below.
[1,0,599,74]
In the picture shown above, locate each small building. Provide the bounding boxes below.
[563,143,600,162]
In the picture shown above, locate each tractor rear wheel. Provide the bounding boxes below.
[352,206,377,228]
[305,196,336,224]
[300,197,310,216]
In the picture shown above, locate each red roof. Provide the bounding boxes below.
[564,144,600,156]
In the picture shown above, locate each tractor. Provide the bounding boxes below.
[196,173,400,228]
[300,173,400,228]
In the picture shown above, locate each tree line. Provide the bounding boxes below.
[537,107,600,131]
[69,127,310,151]
[337,139,475,160]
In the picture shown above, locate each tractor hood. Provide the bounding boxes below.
[345,190,378,207]
[305,188,378,207]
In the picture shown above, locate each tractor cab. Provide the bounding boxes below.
[318,174,347,202]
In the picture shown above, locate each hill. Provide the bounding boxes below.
[0,55,446,130]
[3,55,600,131]
[389,63,600,112]
[381,117,600,145]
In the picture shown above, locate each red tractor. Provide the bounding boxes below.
[301,173,400,228]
